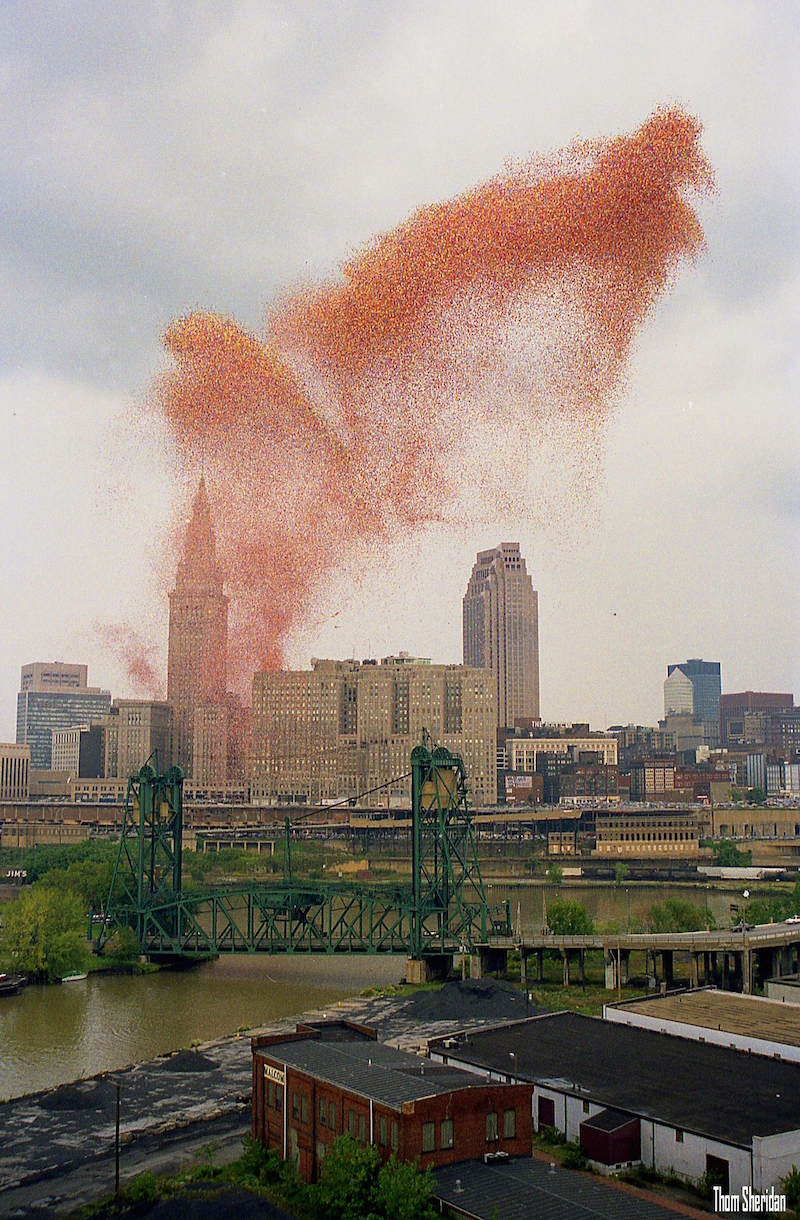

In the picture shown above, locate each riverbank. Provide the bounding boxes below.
[0,977,539,1213]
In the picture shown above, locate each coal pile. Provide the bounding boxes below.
[39,1079,117,1114]
[401,978,538,1024]
[159,1050,219,1073]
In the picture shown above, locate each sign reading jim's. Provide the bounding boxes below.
[715,1186,786,1213]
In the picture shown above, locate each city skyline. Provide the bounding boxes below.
[0,5,797,738]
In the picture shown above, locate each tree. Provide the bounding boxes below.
[648,896,715,933]
[0,886,89,981]
[547,899,593,935]
[545,862,563,884]
[614,862,630,886]
[374,1156,438,1220]
[712,840,752,868]
[316,1134,381,1220]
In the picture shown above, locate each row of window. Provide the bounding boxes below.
[267,1082,514,1154]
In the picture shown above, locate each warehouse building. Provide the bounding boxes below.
[252,1021,531,1183]
[429,1012,800,1192]
[605,989,800,1063]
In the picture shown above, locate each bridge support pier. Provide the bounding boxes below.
[561,950,570,987]
[690,953,699,989]
[662,951,674,989]
[578,948,586,985]
[604,949,628,991]
[470,947,508,980]
[704,952,712,985]
[406,954,452,984]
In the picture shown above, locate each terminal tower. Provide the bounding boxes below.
[167,477,229,779]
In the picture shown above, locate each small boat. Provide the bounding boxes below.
[0,973,26,995]
[60,972,89,983]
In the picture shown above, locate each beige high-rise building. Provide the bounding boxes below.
[115,700,171,782]
[0,743,30,800]
[167,477,229,780]
[463,543,540,729]
[251,654,496,807]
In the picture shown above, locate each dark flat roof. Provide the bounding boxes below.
[431,1012,800,1145]
[257,1036,494,1113]
[435,1157,691,1220]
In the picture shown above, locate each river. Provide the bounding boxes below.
[0,954,404,1102]
[0,879,777,1102]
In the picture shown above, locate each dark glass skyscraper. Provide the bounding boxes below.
[16,662,111,770]
[664,658,721,721]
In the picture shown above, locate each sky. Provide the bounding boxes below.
[0,0,797,738]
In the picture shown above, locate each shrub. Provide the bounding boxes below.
[547,900,594,935]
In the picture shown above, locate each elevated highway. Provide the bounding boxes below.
[473,921,800,993]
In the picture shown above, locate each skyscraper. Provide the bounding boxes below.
[462,543,540,729]
[663,659,721,721]
[16,662,111,769]
[167,477,229,779]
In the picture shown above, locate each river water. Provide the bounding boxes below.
[0,955,404,1102]
[0,880,773,1102]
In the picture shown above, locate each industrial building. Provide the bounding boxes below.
[593,810,702,858]
[429,1012,800,1192]
[605,990,800,1063]
[252,1021,531,1183]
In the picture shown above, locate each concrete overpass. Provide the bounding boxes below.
[472,921,800,994]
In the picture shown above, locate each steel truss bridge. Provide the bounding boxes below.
[94,743,510,965]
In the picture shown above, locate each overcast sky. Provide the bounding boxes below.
[0,0,797,738]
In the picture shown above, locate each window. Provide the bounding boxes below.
[441,1119,454,1149]
[267,1080,275,1108]
[348,1110,357,1138]
[301,1095,308,1124]
[319,1097,326,1126]
[675,1129,684,1143]
[379,1116,387,1147]
[328,1101,336,1130]
[358,1114,367,1144]
[316,1141,325,1163]
[292,1093,300,1121]
[390,1120,399,1152]
[582,1100,590,1114]
[422,1122,435,1153]
[503,1109,516,1139]
[276,1085,283,1113]
[486,1112,498,1142]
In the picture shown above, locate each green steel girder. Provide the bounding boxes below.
[96,746,510,960]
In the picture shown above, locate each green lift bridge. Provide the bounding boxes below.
[94,742,510,974]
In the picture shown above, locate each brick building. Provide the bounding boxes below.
[252,1022,531,1183]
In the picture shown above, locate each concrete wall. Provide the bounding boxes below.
[652,1124,752,1193]
[532,1078,755,1192]
[766,979,800,1005]
[753,1129,800,1192]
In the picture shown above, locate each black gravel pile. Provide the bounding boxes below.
[400,978,538,1024]
[39,1079,118,1113]
[160,1050,220,1074]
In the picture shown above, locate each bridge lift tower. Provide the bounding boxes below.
[95,743,508,972]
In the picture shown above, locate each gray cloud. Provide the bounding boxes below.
[0,0,798,732]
